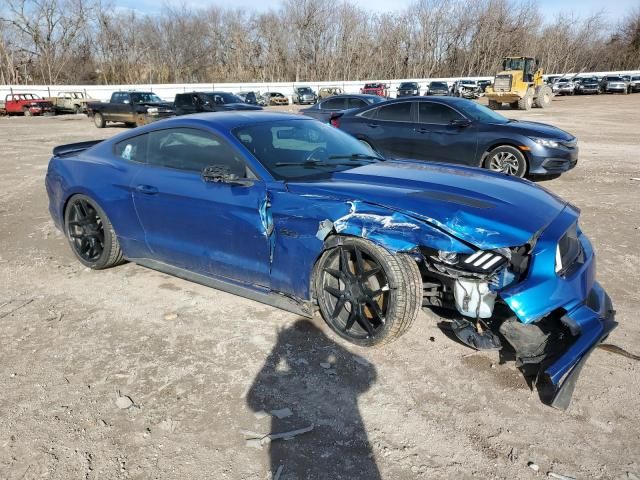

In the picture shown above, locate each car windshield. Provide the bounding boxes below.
[582,78,597,82]
[607,77,623,81]
[131,93,162,104]
[234,120,383,180]
[632,76,640,81]
[365,84,381,88]
[430,82,447,88]
[455,101,509,124]
[297,88,313,94]
[205,92,244,104]
[400,83,417,88]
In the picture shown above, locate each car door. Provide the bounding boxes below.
[111,93,131,122]
[357,101,416,159]
[131,126,271,287]
[415,101,478,165]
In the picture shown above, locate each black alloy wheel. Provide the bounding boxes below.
[320,244,389,341]
[315,237,422,346]
[66,198,105,263]
[64,194,124,269]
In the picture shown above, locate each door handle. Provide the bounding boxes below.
[135,184,158,195]
[367,123,380,129]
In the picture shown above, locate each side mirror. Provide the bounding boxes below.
[450,118,471,128]
[202,165,253,186]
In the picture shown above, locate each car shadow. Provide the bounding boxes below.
[246,319,381,479]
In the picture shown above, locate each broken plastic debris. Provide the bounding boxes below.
[547,473,576,480]
[242,425,314,447]
[115,394,134,410]
[316,219,333,241]
[270,408,293,419]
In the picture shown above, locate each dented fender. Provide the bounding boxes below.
[268,194,472,300]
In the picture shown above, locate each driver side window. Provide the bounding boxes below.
[147,128,248,178]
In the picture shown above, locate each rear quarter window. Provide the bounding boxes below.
[114,134,147,163]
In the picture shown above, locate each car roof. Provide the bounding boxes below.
[145,111,310,133]
[365,96,471,107]
[321,94,381,100]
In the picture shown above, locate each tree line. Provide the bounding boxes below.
[0,0,639,86]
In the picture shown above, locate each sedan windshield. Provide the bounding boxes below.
[399,83,418,89]
[456,101,509,124]
[234,120,383,180]
[430,82,447,88]
[607,77,623,82]
[131,93,163,104]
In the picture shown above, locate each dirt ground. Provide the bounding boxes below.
[1,94,639,480]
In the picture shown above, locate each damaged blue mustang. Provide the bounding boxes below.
[46,112,615,409]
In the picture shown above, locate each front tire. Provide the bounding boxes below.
[517,89,534,110]
[488,99,500,110]
[314,237,422,347]
[64,195,124,269]
[484,145,528,177]
[23,107,32,117]
[534,86,552,108]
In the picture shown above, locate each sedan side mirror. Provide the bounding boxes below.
[202,165,253,186]
[450,118,471,128]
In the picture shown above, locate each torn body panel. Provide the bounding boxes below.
[268,193,472,300]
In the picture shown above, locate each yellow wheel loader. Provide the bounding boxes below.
[485,57,553,110]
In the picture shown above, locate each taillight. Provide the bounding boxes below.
[330,116,340,128]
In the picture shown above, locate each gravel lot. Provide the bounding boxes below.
[1,94,639,480]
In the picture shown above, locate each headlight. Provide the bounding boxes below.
[146,107,159,114]
[431,249,509,275]
[530,137,560,148]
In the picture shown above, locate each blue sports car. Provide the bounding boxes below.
[45,112,614,409]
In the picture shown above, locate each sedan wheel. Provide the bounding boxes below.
[485,146,527,177]
[315,237,422,347]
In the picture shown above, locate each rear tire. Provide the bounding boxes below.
[93,112,105,128]
[484,145,528,177]
[314,237,422,347]
[488,100,500,110]
[64,194,125,270]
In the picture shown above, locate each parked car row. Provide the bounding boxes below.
[0,91,91,116]
[549,74,640,95]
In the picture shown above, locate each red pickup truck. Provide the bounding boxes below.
[0,93,55,116]
[360,83,389,97]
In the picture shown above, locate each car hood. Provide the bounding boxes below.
[287,161,568,249]
[490,120,574,140]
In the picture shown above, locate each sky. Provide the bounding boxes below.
[115,0,638,23]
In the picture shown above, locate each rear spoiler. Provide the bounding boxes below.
[53,140,103,157]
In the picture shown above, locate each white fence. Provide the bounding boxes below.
[1,71,638,102]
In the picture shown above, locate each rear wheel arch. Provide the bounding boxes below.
[63,193,125,269]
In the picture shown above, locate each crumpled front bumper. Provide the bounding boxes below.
[499,206,617,409]
[541,281,616,409]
